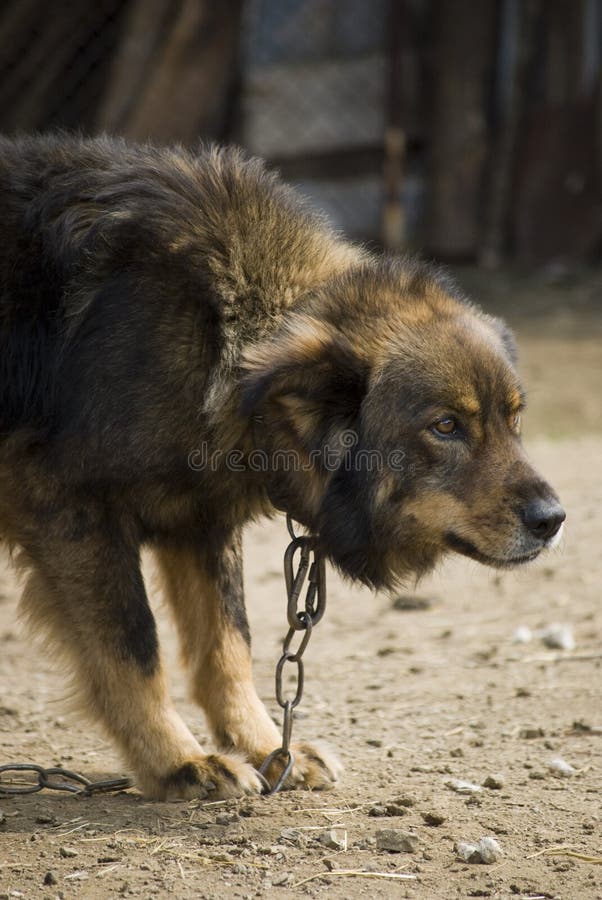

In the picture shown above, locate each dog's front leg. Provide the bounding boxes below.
[155,532,340,790]
[19,521,262,800]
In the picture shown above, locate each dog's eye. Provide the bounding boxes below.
[431,417,458,437]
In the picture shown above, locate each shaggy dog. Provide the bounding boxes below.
[0,135,564,798]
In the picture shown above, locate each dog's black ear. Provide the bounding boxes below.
[241,315,369,457]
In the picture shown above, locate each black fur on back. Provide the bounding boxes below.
[0,133,341,439]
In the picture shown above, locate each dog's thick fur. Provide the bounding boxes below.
[0,135,564,798]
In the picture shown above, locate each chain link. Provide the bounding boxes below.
[258,515,326,794]
[0,763,132,796]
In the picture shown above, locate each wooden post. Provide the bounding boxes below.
[480,0,542,268]
[97,0,243,144]
[426,0,497,259]
[382,0,408,251]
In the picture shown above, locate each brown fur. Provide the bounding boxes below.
[0,135,563,798]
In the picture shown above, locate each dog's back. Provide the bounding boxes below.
[0,135,358,439]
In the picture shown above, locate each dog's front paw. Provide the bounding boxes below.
[260,742,341,791]
[292,742,342,790]
[144,754,264,801]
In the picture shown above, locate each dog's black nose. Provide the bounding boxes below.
[522,498,566,541]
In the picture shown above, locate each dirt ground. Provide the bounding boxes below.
[1,268,601,899]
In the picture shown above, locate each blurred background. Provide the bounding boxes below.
[1,0,600,267]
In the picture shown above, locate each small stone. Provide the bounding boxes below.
[369,805,388,817]
[280,827,300,842]
[422,811,446,827]
[513,625,533,644]
[519,727,545,739]
[355,838,375,850]
[215,812,237,825]
[391,795,415,808]
[323,858,336,871]
[549,757,576,777]
[455,836,503,864]
[368,801,407,816]
[445,778,482,795]
[0,810,5,826]
[366,738,382,747]
[450,747,464,758]
[483,773,505,790]
[571,720,602,735]
[231,863,247,874]
[272,873,292,886]
[59,846,78,858]
[318,828,346,851]
[375,828,419,853]
[392,595,435,611]
[385,803,408,816]
[43,872,58,886]
[537,624,575,651]
[529,770,546,780]
[477,836,503,863]
[286,831,307,850]
[456,841,480,862]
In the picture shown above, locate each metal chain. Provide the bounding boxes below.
[258,514,326,794]
[0,763,132,796]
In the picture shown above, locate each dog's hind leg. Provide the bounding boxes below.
[18,517,262,800]
[155,531,341,790]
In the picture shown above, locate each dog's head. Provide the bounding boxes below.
[242,259,565,588]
